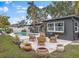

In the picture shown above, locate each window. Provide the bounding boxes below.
[47,22,54,32]
[55,22,64,32]
[47,21,64,33]
[75,23,78,32]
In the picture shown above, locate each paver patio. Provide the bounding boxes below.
[9,33,72,53]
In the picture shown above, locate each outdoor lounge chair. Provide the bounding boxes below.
[49,34,58,43]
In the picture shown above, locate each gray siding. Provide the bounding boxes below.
[45,19,74,41]
[73,19,79,40]
[61,19,74,40]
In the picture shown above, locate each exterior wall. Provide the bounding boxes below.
[73,19,79,40]
[45,19,74,41]
[61,19,74,40]
[29,25,41,33]
[10,26,29,33]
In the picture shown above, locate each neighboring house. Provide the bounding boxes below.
[29,15,79,41]
[10,24,30,33]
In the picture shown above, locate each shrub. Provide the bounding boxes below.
[21,29,26,32]
[5,28,13,34]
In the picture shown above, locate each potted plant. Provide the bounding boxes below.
[21,29,26,32]
[36,47,49,57]
[13,35,21,45]
[29,34,36,41]
[37,35,46,46]
[23,43,32,51]
[20,39,28,48]
[56,44,64,52]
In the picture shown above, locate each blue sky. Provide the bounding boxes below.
[0,1,51,24]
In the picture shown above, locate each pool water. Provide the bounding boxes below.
[15,32,27,36]
[15,32,39,36]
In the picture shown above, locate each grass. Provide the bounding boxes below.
[0,35,79,58]
[0,35,33,58]
[50,45,79,58]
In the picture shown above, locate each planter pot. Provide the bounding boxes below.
[23,43,32,51]
[37,36,46,46]
[36,47,49,57]
[29,38,36,42]
[40,32,45,37]
[38,43,45,46]
[29,34,36,42]
[56,44,64,52]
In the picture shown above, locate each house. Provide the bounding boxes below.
[29,15,79,41]
[41,15,79,41]
[10,23,30,33]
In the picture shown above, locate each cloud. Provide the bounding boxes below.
[12,4,27,13]
[0,7,3,11]
[16,5,22,9]
[39,6,44,9]
[3,7,8,12]
[17,7,27,13]
[16,6,27,10]
[17,10,26,13]
[47,14,52,19]
[9,16,26,24]
[5,1,12,4]
[22,7,27,10]
[0,7,8,12]
[9,17,20,24]
[16,5,27,13]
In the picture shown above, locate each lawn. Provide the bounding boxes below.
[0,35,79,58]
[0,35,34,58]
[50,44,79,58]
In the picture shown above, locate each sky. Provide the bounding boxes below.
[0,1,51,24]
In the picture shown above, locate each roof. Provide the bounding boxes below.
[28,22,43,26]
[43,15,79,22]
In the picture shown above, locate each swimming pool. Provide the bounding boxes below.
[15,32,39,36]
[15,32,27,36]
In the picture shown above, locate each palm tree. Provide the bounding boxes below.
[27,1,39,25]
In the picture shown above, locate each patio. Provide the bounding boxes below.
[9,33,72,53]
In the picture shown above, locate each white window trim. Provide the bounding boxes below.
[75,26,78,33]
[55,21,64,32]
[47,22,55,32]
[47,21,64,33]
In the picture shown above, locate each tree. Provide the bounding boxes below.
[37,7,48,21]
[27,1,39,25]
[0,15,10,28]
[46,1,74,18]
[74,1,79,16]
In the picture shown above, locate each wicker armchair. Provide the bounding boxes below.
[49,34,58,43]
